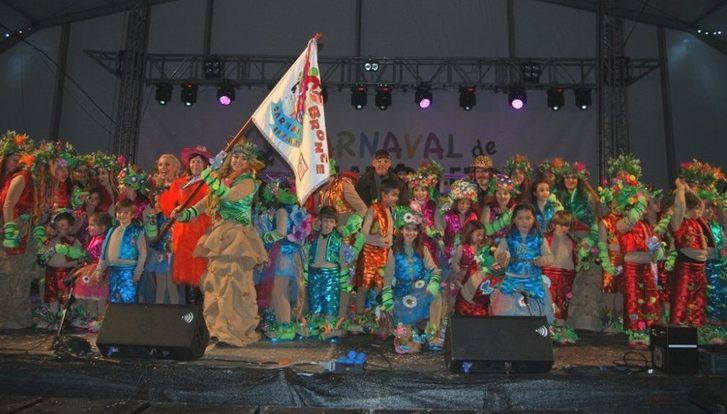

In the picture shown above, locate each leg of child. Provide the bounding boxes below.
[355,286,369,314]
[272,276,291,323]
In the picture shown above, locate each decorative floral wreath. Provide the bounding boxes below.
[86,151,118,172]
[504,153,532,178]
[229,141,265,171]
[560,161,590,181]
[608,153,642,179]
[393,204,424,229]
[494,173,516,193]
[537,157,567,177]
[26,140,78,175]
[117,164,150,194]
[680,159,725,188]
[0,130,34,157]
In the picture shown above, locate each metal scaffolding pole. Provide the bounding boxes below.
[112,0,151,162]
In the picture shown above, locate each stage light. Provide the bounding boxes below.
[547,87,565,111]
[180,83,198,107]
[155,83,172,105]
[217,82,235,106]
[375,84,392,110]
[459,86,476,111]
[415,84,432,109]
[575,87,591,110]
[351,85,367,110]
[364,59,379,72]
[508,85,526,110]
[204,57,224,79]
[521,61,542,84]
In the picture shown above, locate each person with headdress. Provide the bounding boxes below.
[0,131,36,329]
[116,164,151,222]
[470,155,495,212]
[259,177,312,341]
[173,140,268,347]
[438,178,480,261]
[408,161,444,265]
[382,205,443,353]
[556,161,599,234]
[537,158,567,192]
[504,154,532,204]
[158,146,212,305]
[480,174,516,248]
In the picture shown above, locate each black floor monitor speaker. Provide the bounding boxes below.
[444,315,553,374]
[96,303,209,360]
[650,324,698,375]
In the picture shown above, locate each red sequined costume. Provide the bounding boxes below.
[619,220,659,330]
[542,232,578,320]
[670,218,708,326]
[601,212,624,293]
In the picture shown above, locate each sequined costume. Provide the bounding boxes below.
[619,220,659,330]
[601,212,624,293]
[193,172,267,347]
[535,201,556,234]
[100,224,145,304]
[391,250,435,325]
[355,202,391,290]
[158,176,211,286]
[484,203,509,247]
[559,188,595,233]
[74,233,108,300]
[706,220,726,321]
[442,209,479,260]
[417,199,440,265]
[490,229,554,323]
[542,232,578,320]
[670,218,708,326]
[455,244,495,316]
[306,230,344,317]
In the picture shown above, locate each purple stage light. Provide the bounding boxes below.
[218,95,232,106]
[511,99,524,110]
[418,98,431,109]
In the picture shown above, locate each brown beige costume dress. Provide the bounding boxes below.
[191,172,267,346]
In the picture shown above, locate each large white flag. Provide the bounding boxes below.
[251,36,330,203]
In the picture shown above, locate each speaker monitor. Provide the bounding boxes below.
[650,324,698,375]
[444,315,553,374]
[96,304,209,360]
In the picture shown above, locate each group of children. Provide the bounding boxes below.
[0,129,725,353]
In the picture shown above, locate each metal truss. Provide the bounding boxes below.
[85,51,659,92]
[112,0,151,162]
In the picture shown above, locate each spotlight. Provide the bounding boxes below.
[180,83,198,107]
[521,61,542,84]
[697,29,702,34]
[547,87,565,111]
[574,87,591,110]
[364,59,379,72]
[351,85,367,110]
[375,84,392,110]
[155,83,172,105]
[508,85,526,110]
[459,86,476,111]
[217,82,235,106]
[204,57,224,79]
[415,84,432,109]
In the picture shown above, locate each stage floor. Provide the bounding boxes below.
[0,329,722,413]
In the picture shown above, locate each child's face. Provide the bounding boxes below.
[689,200,705,219]
[116,207,134,226]
[54,219,72,237]
[703,203,716,220]
[87,218,107,237]
[648,198,661,214]
[513,170,526,185]
[320,217,336,235]
[73,166,88,183]
[543,171,556,187]
[53,164,69,182]
[471,229,485,246]
[402,224,419,243]
[456,199,471,214]
[87,192,101,209]
[412,186,428,202]
[381,188,400,207]
[97,168,110,182]
[495,189,511,207]
[564,175,578,191]
[534,182,550,201]
[554,223,570,236]
[3,154,19,174]
[514,209,535,233]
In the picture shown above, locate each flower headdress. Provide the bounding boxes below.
[409,160,443,199]
[560,161,590,181]
[448,178,479,203]
[117,164,150,194]
[504,153,532,178]
[494,173,516,194]
[679,159,725,188]
[0,131,34,157]
[537,157,567,177]
[27,140,78,175]
[230,141,265,171]
[86,151,118,172]
[600,175,650,213]
[393,204,424,230]
[608,153,642,179]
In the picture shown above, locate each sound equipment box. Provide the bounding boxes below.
[444,315,553,374]
[699,345,727,375]
[650,324,698,375]
[96,304,209,360]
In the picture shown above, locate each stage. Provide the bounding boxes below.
[0,329,724,413]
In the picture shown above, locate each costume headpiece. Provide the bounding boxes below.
[181,145,211,167]
[504,153,532,178]
[448,178,479,203]
[393,203,424,230]
[494,173,516,193]
[262,176,298,206]
[471,155,493,170]
[599,175,650,213]
[679,159,725,188]
[230,141,265,171]
[409,160,443,199]
[28,140,78,174]
[86,151,118,172]
[560,161,590,181]
[117,164,150,194]
[607,153,642,179]
[0,131,34,157]
[537,157,567,176]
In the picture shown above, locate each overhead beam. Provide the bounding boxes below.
[0,0,36,22]
[536,0,727,56]
[0,0,181,55]
[691,0,727,25]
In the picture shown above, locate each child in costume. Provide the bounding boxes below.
[504,154,532,204]
[0,131,36,329]
[174,141,268,347]
[72,212,113,331]
[480,174,516,247]
[532,179,563,234]
[408,163,443,265]
[438,178,480,261]
[354,178,399,319]
[537,158,567,192]
[542,210,580,344]
[158,146,212,305]
[94,199,147,304]
[703,198,726,326]
[261,178,311,341]
[382,205,443,353]
[303,206,351,338]
[557,161,599,233]
[454,221,500,316]
[490,203,554,323]
[116,164,151,222]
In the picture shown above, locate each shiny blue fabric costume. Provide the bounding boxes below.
[306,231,343,317]
[535,201,556,234]
[101,224,144,304]
[392,250,434,326]
[706,220,726,321]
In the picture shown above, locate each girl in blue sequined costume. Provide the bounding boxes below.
[490,204,554,324]
[704,202,726,324]
[532,179,561,234]
[174,141,268,347]
[382,205,443,354]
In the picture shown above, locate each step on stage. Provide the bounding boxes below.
[0,329,724,414]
